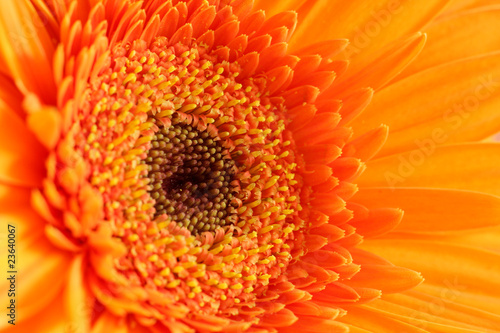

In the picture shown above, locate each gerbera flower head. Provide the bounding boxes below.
[2,0,500,332]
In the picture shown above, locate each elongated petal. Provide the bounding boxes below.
[361,239,500,303]
[444,0,500,14]
[358,143,500,196]
[438,225,500,253]
[64,256,92,333]
[330,33,426,97]
[348,264,423,293]
[340,306,430,333]
[351,53,500,156]
[369,291,500,332]
[402,7,500,78]
[353,188,500,233]
[290,0,449,74]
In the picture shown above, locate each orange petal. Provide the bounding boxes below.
[438,224,500,254]
[353,187,500,233]
[0,97,47,187]
[260,11,297,42]
[294,112,342,145]
[349,264,423,293]
[340,306,436,333]
[309,192,346,216]
[91,311,129,333]
[443,0,499,15]
[296,70,336,92]
[302,164,334,187]
[214,20,239,47]
[415,282,500,321]
[258,308,298,327]
[329,157,365,181]
[337,87,373,125]
[310,224,345,243]
[0,237,71,329]
[252,0,307,18]
[289,0,449,74]
[2,294,71,333]
[350,207,403,238]
[264,65,294,95]
[358,143,500,196]
[302,250,349,268]
[314,283,382,304]
[26,103,62,150]
[0,183,45,240]
[329,33,426,98]
[231,0,254,19]
[293,39,350,59]
[281,316,349,333]
[240,9,266,36]
[402,7,500,79]
[170,23,193,45]
[281,85,320,108]
[64,256,92,333]
[351,52,500,156]
[361,239,500,304]
[287,302,344,319]
[189,5,216,38]
[0,75,24,117]
[236,52,259,78]
[370,290,500,332]
[0,0,56,103]
[298,144,342,164]
[343,124,389,161]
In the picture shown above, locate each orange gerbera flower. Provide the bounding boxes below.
[1,0,500,332]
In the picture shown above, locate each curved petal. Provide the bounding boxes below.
[401,7,500,79]
[351,52,500,156]
[358,143,500,196]
[361,239,500,309]
[0,0,56,103]
[290,0,450,74]
[328,32,426,98]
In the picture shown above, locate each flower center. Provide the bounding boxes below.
[56,33,306,322]
[146,116,237,233]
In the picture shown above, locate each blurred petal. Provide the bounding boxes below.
[0,97,46,187]
[0,0,56,103]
